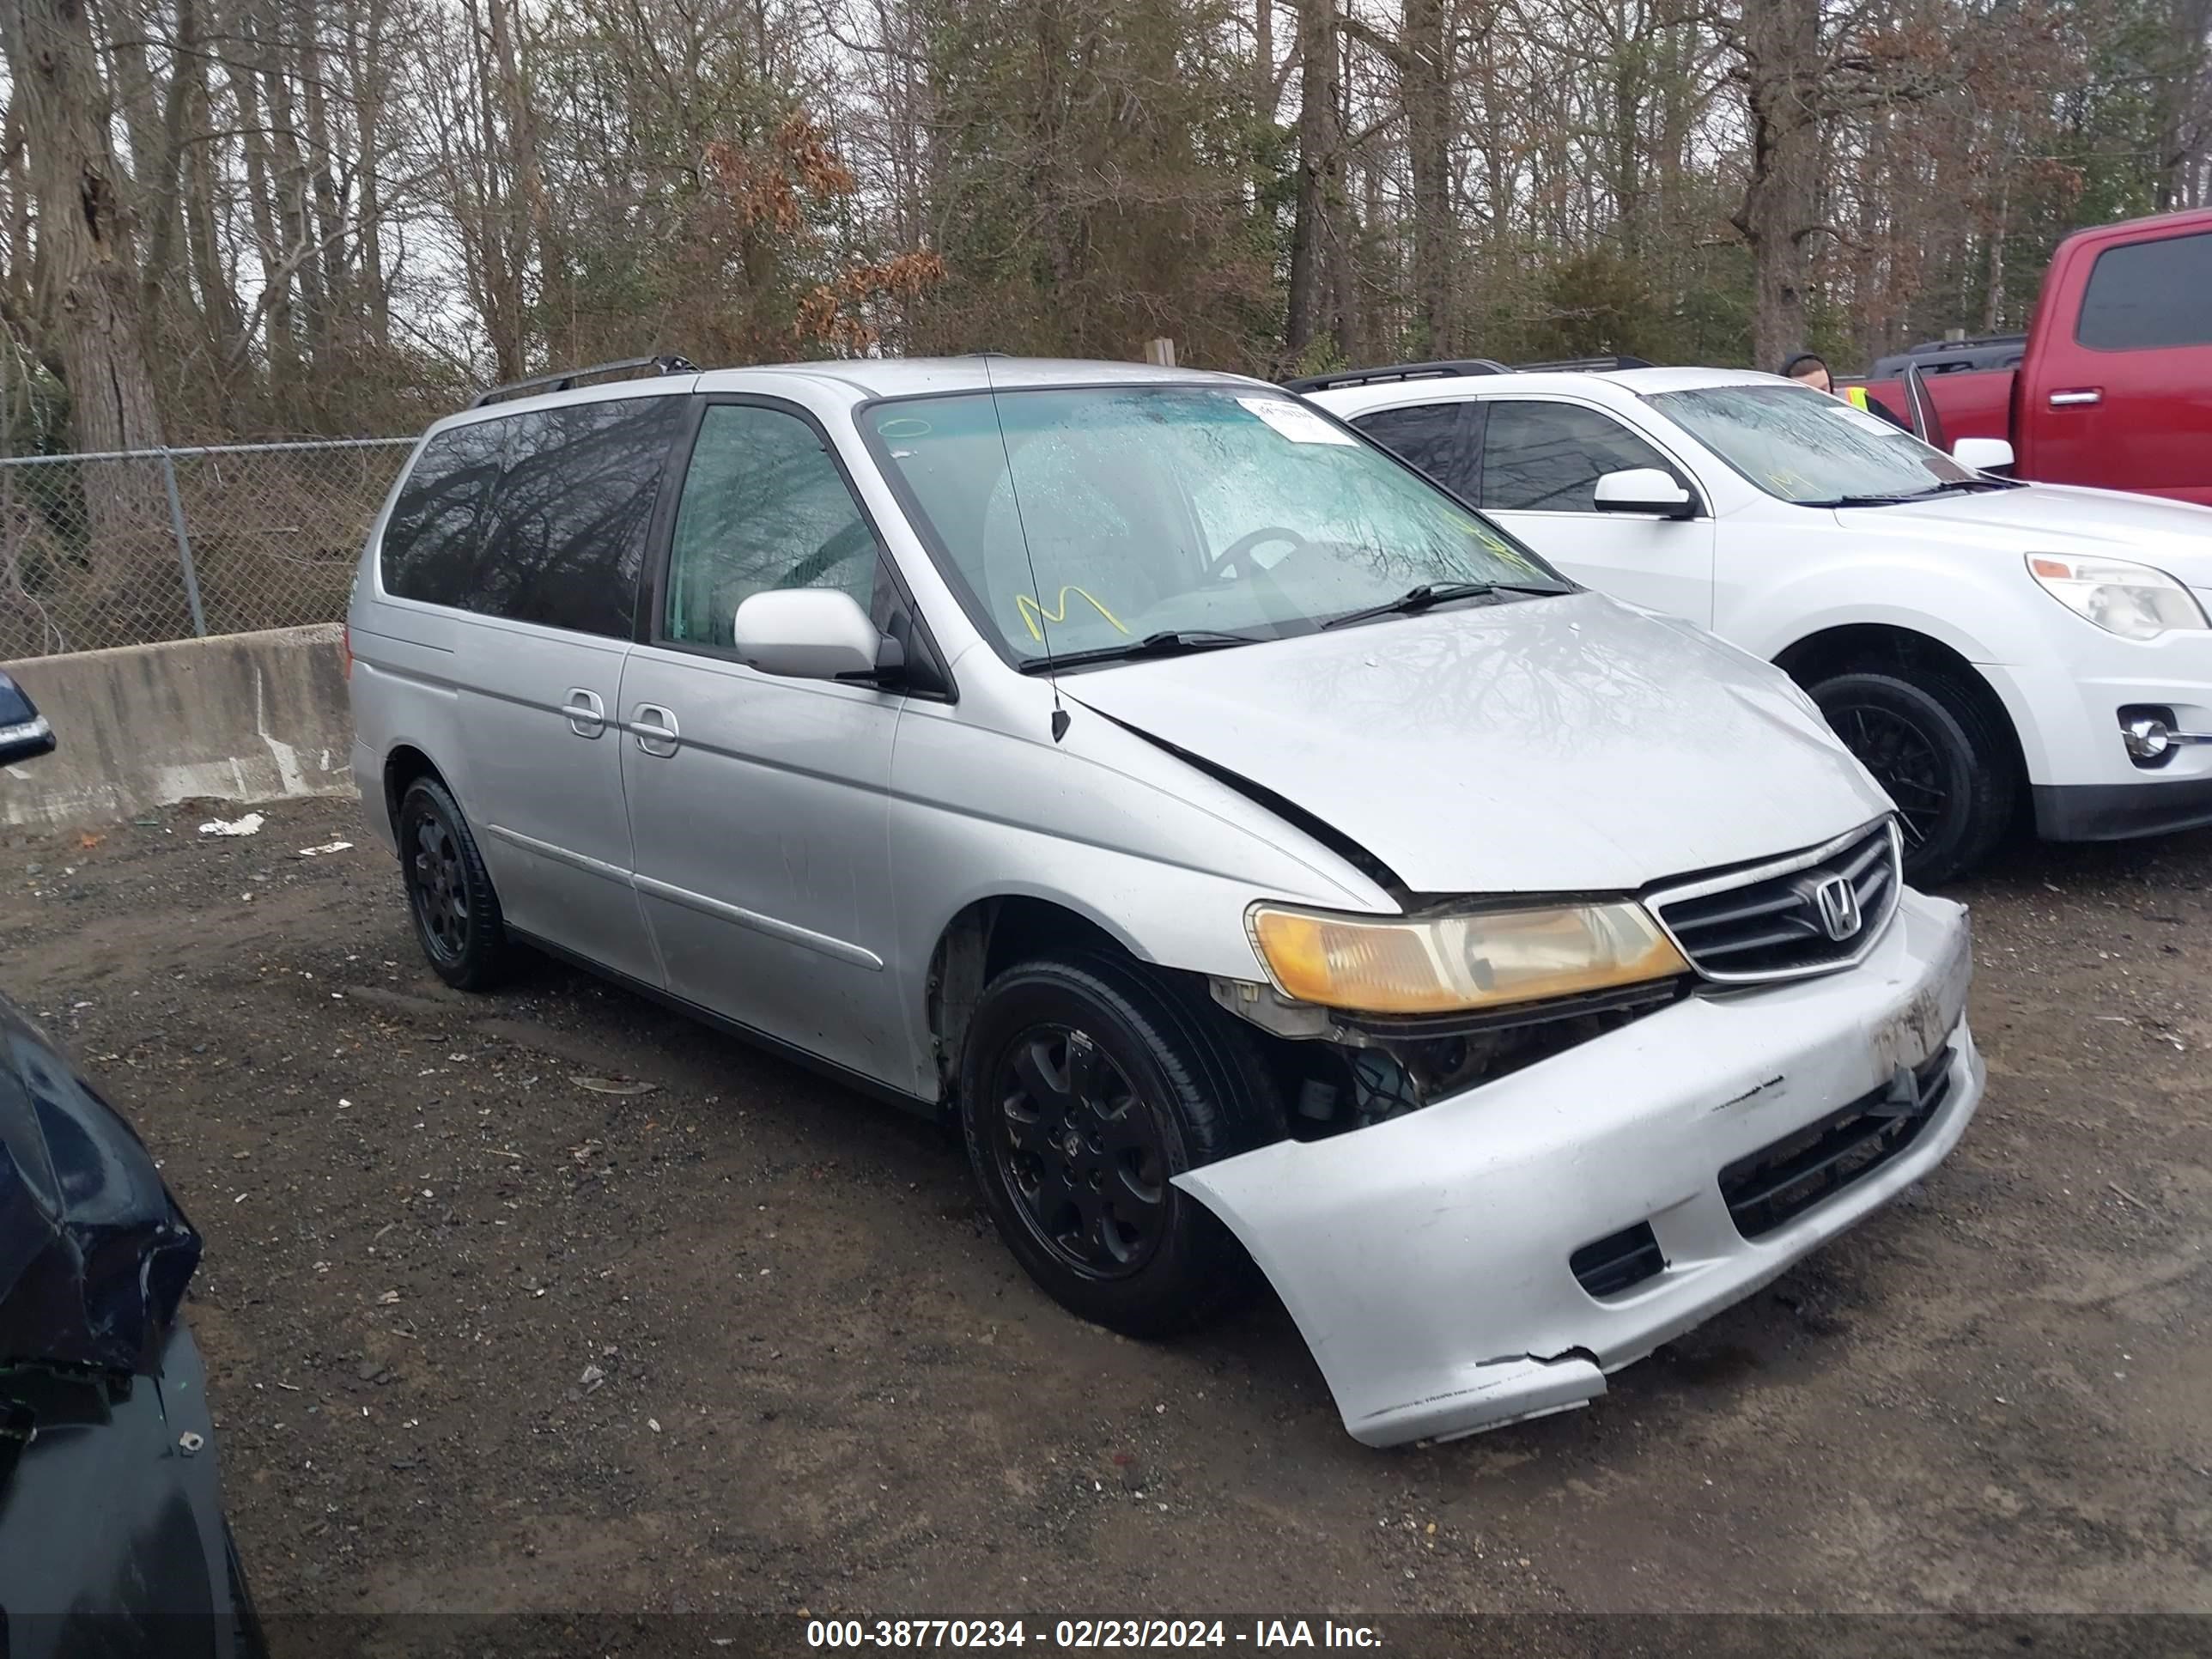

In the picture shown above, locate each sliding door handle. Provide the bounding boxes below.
[562,688,606,738]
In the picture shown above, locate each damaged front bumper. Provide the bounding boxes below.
[1176,887,1981,1448]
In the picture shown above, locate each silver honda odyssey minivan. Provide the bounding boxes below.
[347,356,1982,1447]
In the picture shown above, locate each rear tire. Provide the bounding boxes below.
[958,952,1285,1337]
[397,776,514,991]
[1808,668,2016,885]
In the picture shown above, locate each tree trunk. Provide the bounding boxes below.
[353,0,392,347]
[226,29,299,386]
[1733,0,1823,370]
[107,0,189,324]
[1285,0,1337,356]
[0,0,167,481]
[258,1,322,363]
[1402,0,1449,354]
[295,0,348,353]
[1328,22,1358,362]
[1255,0,1272,117]
[486,0,562,362]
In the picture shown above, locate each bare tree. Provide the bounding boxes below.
[0,0,167,477]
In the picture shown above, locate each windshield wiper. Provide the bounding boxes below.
[1812,477,2014,508]
[1017,629,1262,673]
[1321,580,1556,632]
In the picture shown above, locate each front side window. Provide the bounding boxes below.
[1650,382,1979,507]
[664,404,891,650]
[1478,401,1673,513]
[2076,231,2212,351]
[860,386,1562,666]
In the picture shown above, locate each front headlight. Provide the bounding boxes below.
[1247,899,1689,1016]
[2027,554,2209,640]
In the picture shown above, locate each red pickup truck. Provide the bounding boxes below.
[1851,206,2212,505]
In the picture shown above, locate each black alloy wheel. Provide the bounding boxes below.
[992,1024,1170,1278]
[957,953,1284,1336]
[397,775,514,990]
[1809,668,2017,885]
[410,811,471,965]
[1828,699,1949,853]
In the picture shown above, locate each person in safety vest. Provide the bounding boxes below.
[1780,351,1911,429]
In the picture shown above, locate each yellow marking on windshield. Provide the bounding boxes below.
[1016,586,1129,641]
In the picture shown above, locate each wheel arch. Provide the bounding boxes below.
[923,895,1153,1109]
[382,744,450,841]
[1774,623,2031,787]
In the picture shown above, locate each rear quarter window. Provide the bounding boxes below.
[2075,231,2212,351]
[380,421,505,606]
[1351,402,1479,495]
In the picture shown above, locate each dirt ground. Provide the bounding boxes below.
[2,796,2207,1638]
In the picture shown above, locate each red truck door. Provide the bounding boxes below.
[2025,216,2212,504]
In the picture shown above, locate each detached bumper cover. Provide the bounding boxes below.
[1176,889,1981,1448]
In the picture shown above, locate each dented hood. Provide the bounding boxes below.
[1065,591,1890,894]
[0,995,200,1376]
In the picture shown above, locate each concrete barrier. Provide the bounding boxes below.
[0,623,353,830]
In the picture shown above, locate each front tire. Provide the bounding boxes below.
[397,776,514,991]
[1808,668,2016,885]
[957,953,1284,1337]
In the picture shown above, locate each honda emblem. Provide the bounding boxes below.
[1814,875,1862,942]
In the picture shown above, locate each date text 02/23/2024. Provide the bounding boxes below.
[803,1620,1384,1649]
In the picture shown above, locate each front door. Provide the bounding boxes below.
[2030,224,2212,505]
[618,398,908,1086]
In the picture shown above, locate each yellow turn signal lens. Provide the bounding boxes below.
[1247,900,1689,1016]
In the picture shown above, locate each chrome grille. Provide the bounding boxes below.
[1650,819,1901,982]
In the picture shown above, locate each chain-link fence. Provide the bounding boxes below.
[0,438,416,659]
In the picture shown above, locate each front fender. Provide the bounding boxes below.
[884,692,1398,1092]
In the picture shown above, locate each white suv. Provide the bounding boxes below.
[1304,362,2212,882]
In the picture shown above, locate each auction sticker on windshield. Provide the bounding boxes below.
[1237,397,1356,445]
[1828,405,1899,437]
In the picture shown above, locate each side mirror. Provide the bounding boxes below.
[731,588,892,684]
[1953,436,2015,474]
[0,669,53,768]
[1594,467,1696,520]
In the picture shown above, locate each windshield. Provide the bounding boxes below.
[1649,382,1978,506]
[860,386,1565,665]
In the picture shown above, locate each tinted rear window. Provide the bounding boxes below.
[476,399,683,635]
[2076,231,2212,351]
[380,398,683,635]
[380,422,504,606]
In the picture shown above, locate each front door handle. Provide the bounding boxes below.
[562,688,606,738]
[630,703,680,757]
[2048,387,2102,408]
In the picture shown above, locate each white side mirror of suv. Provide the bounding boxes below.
[1953,436,2016,473]
[1594,468,1696,520]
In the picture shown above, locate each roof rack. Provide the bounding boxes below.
[1282,358,1510,393]
[1868,333,2025,380]
[1512,354,1655,373]
[470,354,700,409]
